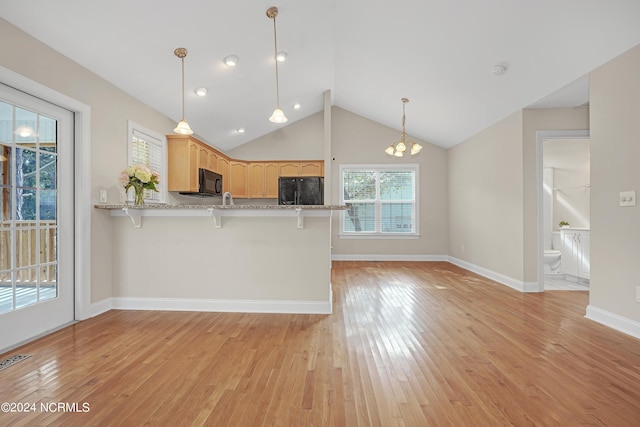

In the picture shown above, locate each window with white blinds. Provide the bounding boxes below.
[340,164,418,238]
[127,120,165,203]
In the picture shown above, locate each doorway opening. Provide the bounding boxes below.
[536,130,590,292]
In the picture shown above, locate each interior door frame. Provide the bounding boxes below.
[0,65,91,321]
[536,129,590,292]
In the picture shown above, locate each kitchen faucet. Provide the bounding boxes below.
[222,192,234,206]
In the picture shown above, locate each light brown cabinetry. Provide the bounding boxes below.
[208,151,219,173]
[198,146,208,170]
[249,162,279,198]
[167,136,200,192]
[217,157,230,193]
[278,161,323,177]
[278,162,299,177]
[299,161,323,177]
[229,161,248,198]
[168,134,323,198]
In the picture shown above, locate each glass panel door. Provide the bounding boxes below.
[0,83,74,351]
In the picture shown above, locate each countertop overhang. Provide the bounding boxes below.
[95,204,348,210]
[95,204,348,228]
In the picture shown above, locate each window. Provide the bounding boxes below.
[340,164,418,238]
[127,120,166,204]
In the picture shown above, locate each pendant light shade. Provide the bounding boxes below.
[174,120,193,135]
[385,98,422,157]
[269,107,287,123]
[173,47,193,135]
[267,7,287,124]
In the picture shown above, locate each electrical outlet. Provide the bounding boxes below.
[99,189,107,204]
[619,190,636,207]
[636,286,640,303]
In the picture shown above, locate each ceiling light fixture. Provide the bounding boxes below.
[224,55,239,67]
[293,102,301,110]
[267,6,287,124]
[276,51,287,62]
[173,47,193,135]
[492,64,508,76]
[236,127,246,133]
[15,126,34,138]
[385,98,422,157]
[195,87,208,96]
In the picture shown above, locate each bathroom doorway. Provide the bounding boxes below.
[537,130,590,291]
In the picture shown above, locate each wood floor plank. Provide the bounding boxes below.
[2,261,640,425]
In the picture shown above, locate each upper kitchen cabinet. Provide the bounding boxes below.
[167,134,323,197]
[167,135,200,192]
[208,150,219,174]
[168,135,227,193]
[278,161,324,177]
[229,161,248,198]
[198,145,209,171]
[299,161,323,176]
[217,157,230,193]
[249,162,279,198]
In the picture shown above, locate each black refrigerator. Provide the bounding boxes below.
[278,177,324,205]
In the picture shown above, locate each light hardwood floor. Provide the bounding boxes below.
[1,261,640,426]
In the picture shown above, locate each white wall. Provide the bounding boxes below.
[329,107,449,259]
[589,43,640,325]
[0,18,177,304]
[227,111,324,161]
[448,111,525,281]
[111,214,332,310]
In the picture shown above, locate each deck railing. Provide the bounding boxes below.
[0,220,57,285]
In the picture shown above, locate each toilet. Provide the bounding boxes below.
[543,231,562,275]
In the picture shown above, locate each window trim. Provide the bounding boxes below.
[126,120,166,204]
[339,163,419,239]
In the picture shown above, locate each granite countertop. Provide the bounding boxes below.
[95,204,348,210]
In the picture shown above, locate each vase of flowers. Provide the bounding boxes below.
[119,164,160,206]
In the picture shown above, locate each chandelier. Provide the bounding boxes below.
[385,98,422,157]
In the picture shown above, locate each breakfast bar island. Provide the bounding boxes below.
[96,204,347,314]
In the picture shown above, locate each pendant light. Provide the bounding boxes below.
[173,47,193,135]
[267,6,287,124]
[385,98,422,157]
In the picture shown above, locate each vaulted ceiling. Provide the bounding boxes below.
[2,1,640,151]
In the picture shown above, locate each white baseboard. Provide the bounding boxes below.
[331,254,448,261]
[330,255,540,293]
[97,296,332,315]
[585,305,640,340]
[90,298,112,317]
[448,257,538,293]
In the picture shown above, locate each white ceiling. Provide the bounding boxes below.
[1,1,640,151]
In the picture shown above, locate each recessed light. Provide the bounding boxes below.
[492,64,508,76]
[293,102,301,110]
[15,126,34,137]
[276,51,287,62]
[195,87,208,96]
[236,127,246,134]
[224,55,239,67]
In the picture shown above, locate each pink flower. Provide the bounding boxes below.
[119,170,130,186]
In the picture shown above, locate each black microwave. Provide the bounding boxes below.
[179,168,223,197]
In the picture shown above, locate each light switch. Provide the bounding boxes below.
[99,189,107,204]
[619,190,636,207]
